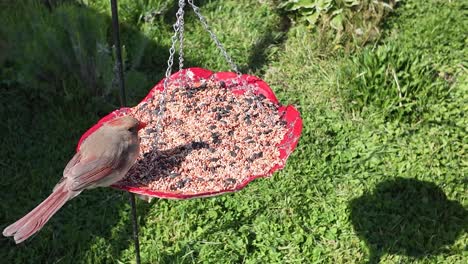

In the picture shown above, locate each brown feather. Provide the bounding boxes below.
[3,115,142,243]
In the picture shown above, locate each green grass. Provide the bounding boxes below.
[0,0,466,263]
[277,0,398,52]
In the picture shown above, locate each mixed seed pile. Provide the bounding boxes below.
[121,77,288,195]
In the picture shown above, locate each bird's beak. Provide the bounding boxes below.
[137,121,147,131]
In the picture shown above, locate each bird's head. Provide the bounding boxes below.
[107,115,146,133]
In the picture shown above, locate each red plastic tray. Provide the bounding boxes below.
[76,68,302,199]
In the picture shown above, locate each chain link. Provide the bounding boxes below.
[178,0,186,70]
[187,0,240,75]
[152,0,186,146]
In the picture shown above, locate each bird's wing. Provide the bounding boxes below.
[65,155,117,191]
[64,152,82,176]
[53,153,82,192]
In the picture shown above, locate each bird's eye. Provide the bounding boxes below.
[128,126,137,133]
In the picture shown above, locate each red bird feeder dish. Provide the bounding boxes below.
[77,68,302,199]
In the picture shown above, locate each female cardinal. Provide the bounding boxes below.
[3,115,146,244]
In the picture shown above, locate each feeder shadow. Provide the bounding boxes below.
[349,178,467,263]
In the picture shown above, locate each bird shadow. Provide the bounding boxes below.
[349,177,467,263]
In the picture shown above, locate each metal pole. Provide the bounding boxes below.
[110,0,126,106]
[110,1,141,264]
[128,193,141,264]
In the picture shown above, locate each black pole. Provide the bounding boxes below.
[110,1,141,264]
[110,0,126,106]
[128,193,141,264]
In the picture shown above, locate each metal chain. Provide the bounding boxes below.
[178,0,185,70]
[187,0,240,75]
[153,0,186,146]
[187,0,275,126]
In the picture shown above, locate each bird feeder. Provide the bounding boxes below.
[77,68,302,199]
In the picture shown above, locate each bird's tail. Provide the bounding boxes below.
[3,183,76,244]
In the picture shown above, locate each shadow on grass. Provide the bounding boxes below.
[349,177,467,263]
[240,9,292,74]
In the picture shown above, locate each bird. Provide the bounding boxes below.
[3,115,146,244]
